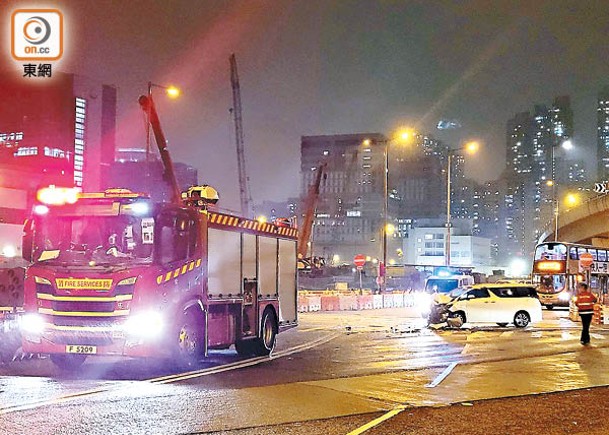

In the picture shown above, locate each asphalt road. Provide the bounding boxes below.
[1,308,609,434]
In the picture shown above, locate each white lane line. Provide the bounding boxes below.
[426,362,458,388]
[152,332,340,384]
[531,331,543,338]
[345,405,407,435]
[461,344,470,355]
[0,332,341,414]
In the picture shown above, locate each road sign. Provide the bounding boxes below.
[594,182,609,194]
[354,254,366,268]
[580,252,594,268]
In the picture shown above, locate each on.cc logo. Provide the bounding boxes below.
[23,16,51,45]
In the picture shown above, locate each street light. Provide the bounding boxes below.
[445,141,479,267]
[564,192,579,208]
[364,128,415,292]
[547,139,574,241]
[384,130,416,289]
[145,82,181,163]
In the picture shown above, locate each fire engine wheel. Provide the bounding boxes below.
[175,310,204,368]
[50,354,87,371]
[253,309,277,356]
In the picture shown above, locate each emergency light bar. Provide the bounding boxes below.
[37,186,80,205]
[37,186,149,206]
[78,189,149,199]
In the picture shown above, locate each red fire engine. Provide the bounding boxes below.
[18,95,298,370]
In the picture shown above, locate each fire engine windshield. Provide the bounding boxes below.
[33,214,154,265]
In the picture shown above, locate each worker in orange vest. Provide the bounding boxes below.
[574,282,597,345]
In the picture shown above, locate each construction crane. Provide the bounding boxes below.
[298,163,326,259]
[229,53,252,218]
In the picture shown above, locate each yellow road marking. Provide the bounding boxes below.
[346,406,407,435]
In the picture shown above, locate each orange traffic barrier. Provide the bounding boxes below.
[339,295,357,311]
[321,295,340,311]
[357,295,373,310]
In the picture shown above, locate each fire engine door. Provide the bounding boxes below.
[241,233,257,336]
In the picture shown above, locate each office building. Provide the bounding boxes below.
[0,72,116,192]
[598,87,609,180]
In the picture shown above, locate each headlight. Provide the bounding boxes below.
[123,311,164,338]
[20,314,46,335]
[414,293,433,312]
[558,292,571,302]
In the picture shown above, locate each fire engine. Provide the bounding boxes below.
[18,95,298,370]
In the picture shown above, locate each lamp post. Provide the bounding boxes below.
[366,128,414,292]
[145,82,181,163]
[445,141,479,267]
[547,138,573,241]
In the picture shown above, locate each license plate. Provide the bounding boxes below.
[65,345,97,354]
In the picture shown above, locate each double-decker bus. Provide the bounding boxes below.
[532,241,609,309]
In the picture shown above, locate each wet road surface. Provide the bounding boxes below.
[1,308,608,434]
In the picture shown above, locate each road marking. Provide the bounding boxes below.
[500,331,513,337]
[0,332,340,415]
[150,332,340,384]
[531,331,543,338]
[346,405,407,435]
[591,333,605,340]
[426,362,458,388]
[461,344,470,355]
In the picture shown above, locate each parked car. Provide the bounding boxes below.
[446,283,542,328]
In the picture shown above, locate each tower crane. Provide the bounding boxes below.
[229,54,252,218]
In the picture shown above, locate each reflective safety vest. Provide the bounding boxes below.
[575,292,597,314]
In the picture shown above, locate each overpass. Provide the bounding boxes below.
[542,194,609,245]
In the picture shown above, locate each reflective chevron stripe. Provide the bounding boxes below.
[156,259,202,285]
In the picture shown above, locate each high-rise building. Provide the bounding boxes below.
[300,133,452,264]
[506,112,533,176]
[597,87,609,180]
[503,96,579,260]
[0,72,117,192]
[300,133,387,263]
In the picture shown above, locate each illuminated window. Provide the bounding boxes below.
[74,97,87,187]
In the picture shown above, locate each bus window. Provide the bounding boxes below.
[591,276,600,291]
[599,250,608,262]
[539,275,566,293]
[569,247,578,260]
[590,249,598,261]
[535,243,567,260]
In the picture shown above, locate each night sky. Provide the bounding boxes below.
[3,0,609,210]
